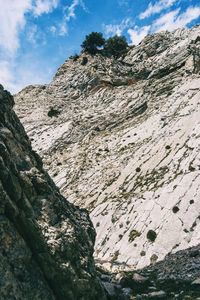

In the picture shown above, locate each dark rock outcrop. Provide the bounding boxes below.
[0,84,105,299]
[98,244,200,299]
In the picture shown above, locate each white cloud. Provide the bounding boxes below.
[0,60,52,94]
[27,25,38,44]
[118,0,129,6]
[64,0,87,22]
[0,0,59,56]
[50,26,57,34]
[103,18,134,36]
[59,22,68,36]
[55,0,87,36]
[128,26,151,45]
[140,0,176,19]
[152,6,200,32]
[33,0,58,16]
[0,61,17,92]
[0,0,32,55]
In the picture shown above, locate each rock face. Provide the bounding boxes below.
[15,24,200,270]
[0,85,105,299]
[98,244,200,299]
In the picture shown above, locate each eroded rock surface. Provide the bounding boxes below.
[0,85,105,299]
[98,244,200,299]
[15,24,200,269]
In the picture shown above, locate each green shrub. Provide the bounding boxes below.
[129,230,141,242]
[47,107,60,118]
[147,230,157,242]
[172,206,179,213]
[104,35,128,58]
[81,32,105,55]
[72,54,79,61]
[81,56,88,65]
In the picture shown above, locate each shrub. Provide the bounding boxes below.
[147,230,157,242]
[172,206,179,213]
[81,56,88,65]
[72,54,79,61]
[104,35,128,58]
[129,230,141,242]
[47,107,60,118]
[81,32,105,55]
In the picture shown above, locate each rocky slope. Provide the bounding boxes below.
[15,24,200,270]
[0,85,105,299]
[98,244,200,299]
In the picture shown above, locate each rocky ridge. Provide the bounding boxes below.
[0,85,105,299]
[15,24,200,270]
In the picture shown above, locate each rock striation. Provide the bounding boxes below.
[15,24,200,270]
[0,85,105,299]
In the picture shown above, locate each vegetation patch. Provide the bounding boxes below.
[150,254,158,263]
[111,250,119,262]
[189,165,195,172]
[72,54,79,61]
[147,230,157,242]
[129,230,141,242]
[81,56,88,66]
[47,107,60,118]
[172,206,179,213]
[81,32,105,55]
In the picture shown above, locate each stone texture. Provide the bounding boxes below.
[14,24,200,269]
[0,85,105,299]
[97,244,200,298]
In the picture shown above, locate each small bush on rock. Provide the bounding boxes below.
[72,54,79,61]
[147,230,157,242]
[81,32,105,55]
[81,56,88,65]
[47,107,60,118]
[104,35,128,58]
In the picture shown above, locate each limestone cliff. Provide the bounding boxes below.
[0,85,105,299]
[15,24,200,270]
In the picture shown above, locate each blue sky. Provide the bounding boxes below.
[0,0,200,94]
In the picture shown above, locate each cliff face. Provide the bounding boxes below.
[15,25,200,269]
[0,85,105,299]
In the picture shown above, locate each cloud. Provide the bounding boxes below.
[64,0,87,22]
[27,25,38,44]
[59,22,68,36]
[49,25,57,34]
[140,0,176,19]
[152,6,200,32]
[0,60,52,94]
[103,18,134,36]
[33,0,58,16]
[118,0,129,6]
[54,0,87,36]
[0,0,32,56]
[128,26,151,45]
[0,0,59,56]
[0,61,17,92]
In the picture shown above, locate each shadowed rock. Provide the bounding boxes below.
[0,85,105,299]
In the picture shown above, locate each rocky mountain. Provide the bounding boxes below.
[15,24,200,272]
[0,85,105,299]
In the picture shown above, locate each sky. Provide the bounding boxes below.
[0,0,200,94]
